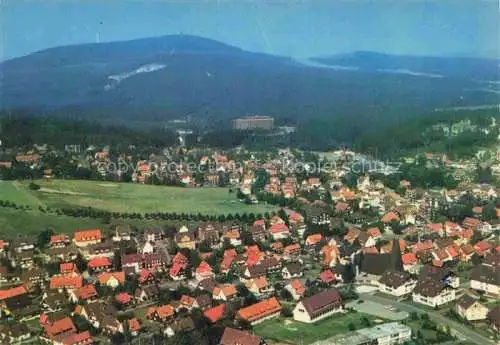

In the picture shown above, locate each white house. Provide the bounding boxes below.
[412,279,456,308]
[378,271,417,297]
[455,295,489,321]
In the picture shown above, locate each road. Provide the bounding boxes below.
[359,292,496,345]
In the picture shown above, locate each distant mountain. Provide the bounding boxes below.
[311,51,500,81]
[0,35,498,124]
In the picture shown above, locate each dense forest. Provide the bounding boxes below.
[0,107,497,160]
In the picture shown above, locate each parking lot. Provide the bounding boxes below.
[346,299,409,321]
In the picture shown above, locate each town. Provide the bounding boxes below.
[0,117,498,345]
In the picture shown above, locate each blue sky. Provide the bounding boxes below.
[1,0,498,60]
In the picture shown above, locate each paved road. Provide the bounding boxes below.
[359,292,496,345]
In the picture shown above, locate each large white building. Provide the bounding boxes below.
[378,270,417,297]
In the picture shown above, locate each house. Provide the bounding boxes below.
[487,306,500,333]
[127,318,141,336]
[293,289,343,323]
[378,270,417,297]
[285,279,306,300]
[319,269,337,286]
[87,257,112,272]
[412,276,456,308]
[401,253,419,273]
[282,262,303,280]
[195,294,212,310]
[41,316,77,341]
[69,285,98,304]
[144,228,164,242]
[366,227,382,240]
[305,234,323,248]
[245,277,274,296]
[288,212,307,237]
[236,297,282,325]
[164,316,195,338]
[60,263,77,275]
[213,284,238,301]
[455,295,489,321]
[41,291,66,312]
[470,262,499,296]
[195,261,214,282]
[306,206,331,225]
[97,271,125,289]
[147,304,175,322]
[50,234,71,248]
[196,222,221,248]
[115,293,133,306]
[179,295,199,311]
[135,285,159,303]
[250,225,267,243]
[49,273,83,290]
[283,243,301,258]
[73,229,103,247]
[75,302,121,334]
[175,226,196,250]
[219,327,261,345]
[269,224,291,240]
[204,304,226,323]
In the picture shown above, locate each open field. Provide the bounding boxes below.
[3,179,277,215]
[0,208,112,237]
[253,313,384,345]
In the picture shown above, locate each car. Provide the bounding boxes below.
[384,305,392,310]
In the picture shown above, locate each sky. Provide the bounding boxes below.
[1,0,498,61]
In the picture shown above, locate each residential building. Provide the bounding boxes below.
[293,289,343,323]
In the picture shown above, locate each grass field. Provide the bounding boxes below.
[0,208,112,237]
[3,179,276,215]
[253,313,384,345]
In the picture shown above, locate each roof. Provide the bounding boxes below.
[128,318,141,332]
[270,223,289,233]
[456,294,481,310]
[148,304,174,319]
[300,289,343,318]
[470,264,500,285]
[237,297,282,322]
[50,273,83,290]
[74,229,102,242]
[379,270,412,288]
[220,327,260,345]
[43,316,77,338]
[50,234,69,244]
[214,284,237,297]
[320,269,336,283]
[60,262,76,273]
[290,279,305,295]
[381,212,400,223]
[115,293,132,304]
[196,261,213,274]
[401,253,418,265]
[204,304,226,323]
[88,256,112,268]
[97,271,125,285]
[305,233,323,245]
[75,285,98,300]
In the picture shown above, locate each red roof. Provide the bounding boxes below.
[412,241,434,253]
[50,273,83,290]
[270,223,289,233]
[43,317,77,338]
[172,252,188,265]
[319,269,336,283]
[196,261,213,274]
[97,271,125,285]
[115,292,132,304]
[290,279,305,295]
[237,297,281,322]
[74,229,102,242]
[204,304,226,323]
[139,269,153,283]
[0,285,27,301]
[75,285,97,300]
[475,241,493,253]
[60,262,77,274]
[401,253,417,265]
[128,318,141,332]
[88,257,112,269]
[50,234,69,244]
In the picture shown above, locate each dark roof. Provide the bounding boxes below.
[198,278,217,293]
[284,262,302,275]
[456,295,480,310]
[0,323,29,338]
[379,270,412,288]
[300,288,343,318]
[360,254,392,276]
[220,327,260,345]
[195,294,212,308]
[247,264,267,278]
[470,264,500,285]
[413,277,448,297]
[487,306,500,328]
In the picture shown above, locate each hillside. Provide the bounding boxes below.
[0,35,497,125]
